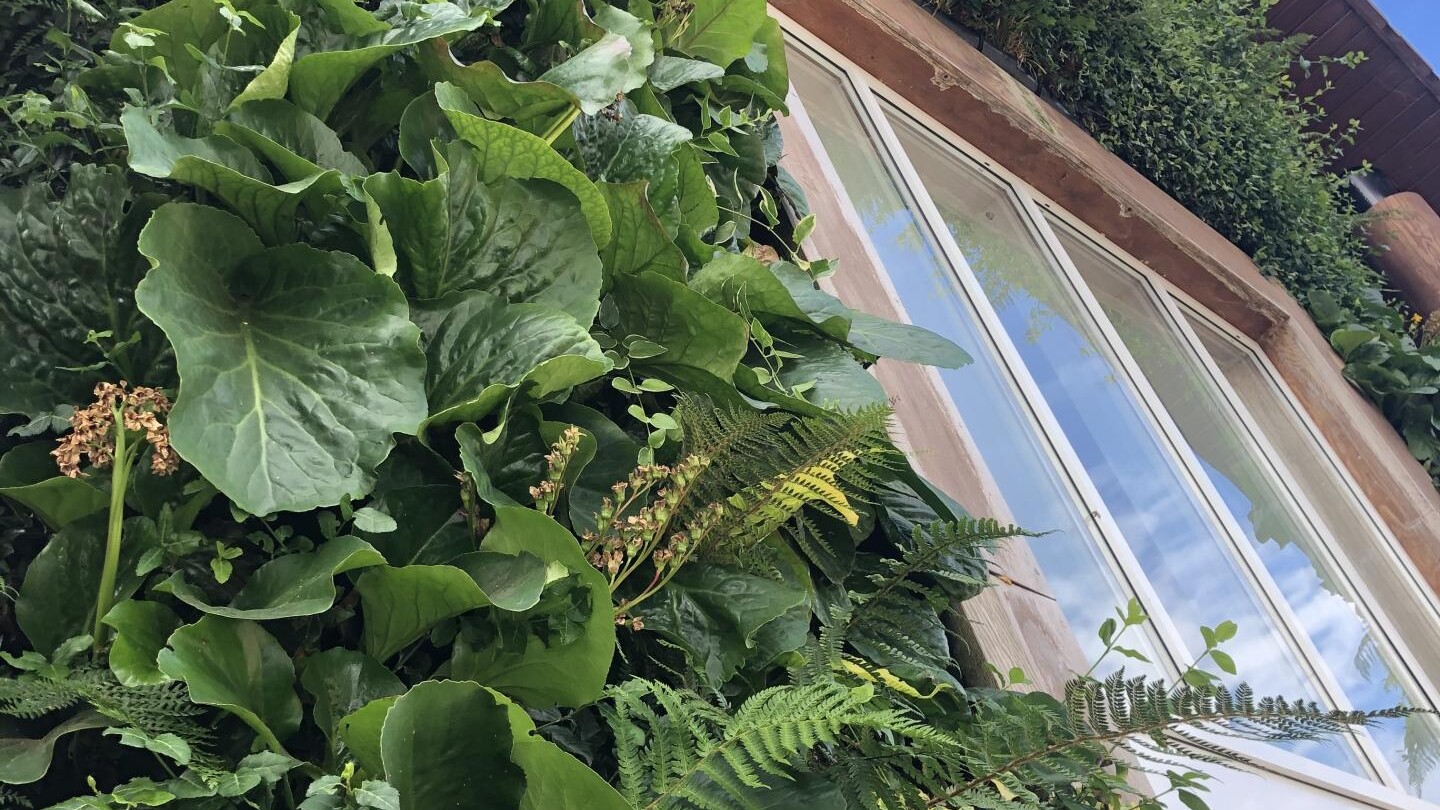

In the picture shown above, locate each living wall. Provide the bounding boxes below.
[940,0,1440,484]
[0,1,1409,808]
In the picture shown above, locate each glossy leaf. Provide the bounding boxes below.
[157,536,386,620]
[217,98,367,179]
[611,271,748,379]
[496,688,632,810]
[434,82,611,247]
[379,680,526,810]
[17,515,153,656]
[538,4,654,114]
[666,0,766,66]
[416,40,577,133]
[158,616,303,749]
[0,165,164,418]
[0,711,112,785]
[102,600,182,687]
[135,203,427,516]
[300,648,404,747]
[451,506,615,707]
[598,181,687,284]
[648,55,725,91]
[639,562,807,684]
[412,291,609,428]
[355,551,548,660]
[574,100,692,184]
[123,108,336,245]
[0,442,107,528]
[288,4,490,118]
[365,145,603,322]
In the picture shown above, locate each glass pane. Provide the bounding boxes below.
[884,107,1359,773]
[1173,306,1440,798]
[787,48,1155,672]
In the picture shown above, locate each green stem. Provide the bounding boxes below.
[541,104,581,145]
[92,410,136,652]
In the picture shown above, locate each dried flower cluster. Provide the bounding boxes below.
[54,382,178,478]
[582,455,725,620]
[530,426,584,516]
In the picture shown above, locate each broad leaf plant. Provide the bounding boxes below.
[0,1,1420,808]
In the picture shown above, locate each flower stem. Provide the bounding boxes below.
[541,104,581,145]
[92,409,134,652]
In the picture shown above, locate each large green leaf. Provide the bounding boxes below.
[611,271,748,379]
[597,181,687,285]
[412,291,610,428]
[156,536,386,620]
[217,98,367,179]
[355,551,548,661]
[434,82,611,247]
[338,696,398,775]
[666,0,767,66]
[134,203,428,516]
[17,515,153,656]
[299,648,404,747]
[451,506,615,707]
[365,146,602,322]
[158,616,302,749]
[0,165,165,418]
[0,443,107,529]
[639,562,807,684]
[416,40,577,134]
[495,689,632,810]
[573,100,692,183]
[773,332,888,409]
[770,262,969,368]
[0,711,112,785]
[648,55,725,92]
[378,681,526,810]
[538,4,654,114]
[288,3,491,119]
[230,6,302,109]
[123,108,336,245]
[102,600,183,687]
[690,253,849,339]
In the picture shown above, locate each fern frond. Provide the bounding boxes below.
[853,518,1027,616]
[0,676,81,719]
[604,678,926,810]
[919,671,1424,808]
[678,400,896,560]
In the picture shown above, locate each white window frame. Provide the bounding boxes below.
[774,10,1440,807]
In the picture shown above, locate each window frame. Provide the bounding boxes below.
[775,11,1440,807]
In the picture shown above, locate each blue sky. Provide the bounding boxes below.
[1371,0,1439,71]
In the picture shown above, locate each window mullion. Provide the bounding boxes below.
[1015,197,1393,785]
[838,68,1194,683]
[1160,290,1440,718]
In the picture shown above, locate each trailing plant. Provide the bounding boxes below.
[1310,289,1440,487]
[0,0,1415,808]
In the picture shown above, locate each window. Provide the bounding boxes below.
[780,24,1440,807]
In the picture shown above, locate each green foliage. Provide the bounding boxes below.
[1310,290,1440,486]
[0,1,1409,808]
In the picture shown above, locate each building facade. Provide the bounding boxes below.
[772,0,1440,806]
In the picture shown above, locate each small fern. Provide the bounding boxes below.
[603,677,935,810]
[0,667,220,775]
